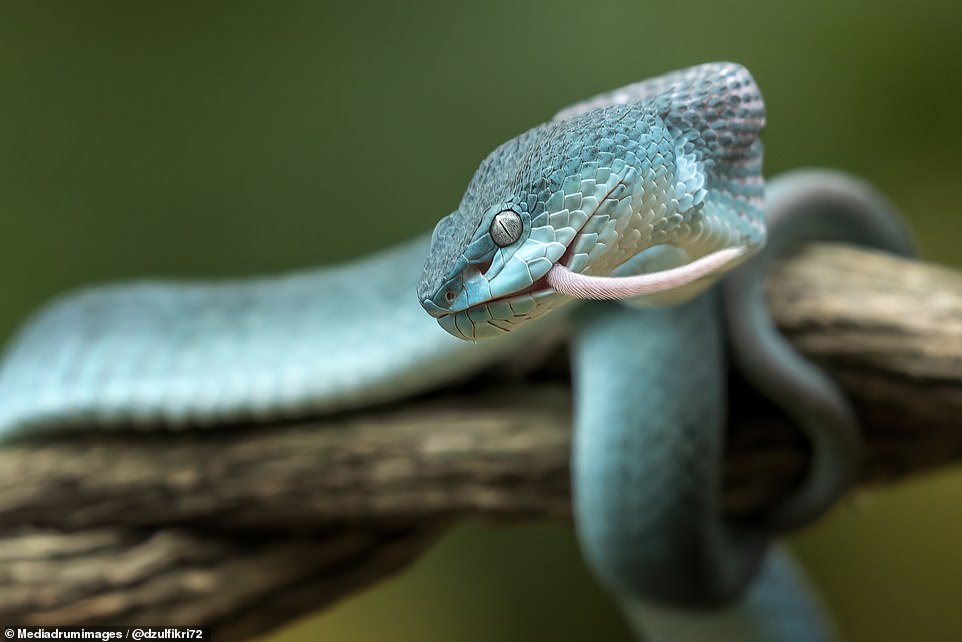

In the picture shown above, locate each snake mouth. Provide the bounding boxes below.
[437,227,590,328]
[432,275,554,319]
[484,274,554,307]
[421,267,556,321]
[430,274,564,340]
[471,254,557,309]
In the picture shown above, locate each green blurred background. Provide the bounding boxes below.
[1,1,960,640]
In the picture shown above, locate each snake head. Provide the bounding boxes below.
[418,197,571,341]
[419,62,767,342]
[417,114,629,341]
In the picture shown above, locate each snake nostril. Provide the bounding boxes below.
[444,290,456,303]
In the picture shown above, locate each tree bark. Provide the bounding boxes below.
[1,244,960,640]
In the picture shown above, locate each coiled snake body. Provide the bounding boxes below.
[0,63,913,641]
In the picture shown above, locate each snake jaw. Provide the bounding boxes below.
[422,252,570,340]
[424,271,565,340]
[432,285,566,341]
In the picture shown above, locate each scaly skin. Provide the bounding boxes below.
[418,62,912,639]
[0,63,914,640]
[418,63,766,338]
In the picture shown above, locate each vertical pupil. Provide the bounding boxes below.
[493,211,519,246]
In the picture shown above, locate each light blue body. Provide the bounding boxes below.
[0,64,914,641]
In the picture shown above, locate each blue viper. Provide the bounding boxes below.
[0,63,914,641]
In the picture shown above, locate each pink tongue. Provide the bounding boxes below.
[545,247,746,300]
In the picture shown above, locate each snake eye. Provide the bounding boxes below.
[490,210,523,247]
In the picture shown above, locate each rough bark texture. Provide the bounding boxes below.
[1,244,960,640]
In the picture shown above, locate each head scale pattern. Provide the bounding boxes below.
[418,62,765,341]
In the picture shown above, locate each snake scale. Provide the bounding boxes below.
[0,63,914,641]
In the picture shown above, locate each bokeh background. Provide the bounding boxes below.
[1,1,960,640]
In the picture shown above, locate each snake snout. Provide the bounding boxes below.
[420,297,447,318]
[419,268,467,317]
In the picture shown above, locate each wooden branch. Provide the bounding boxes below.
[0,525,443,640]
[1,244,960,640]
